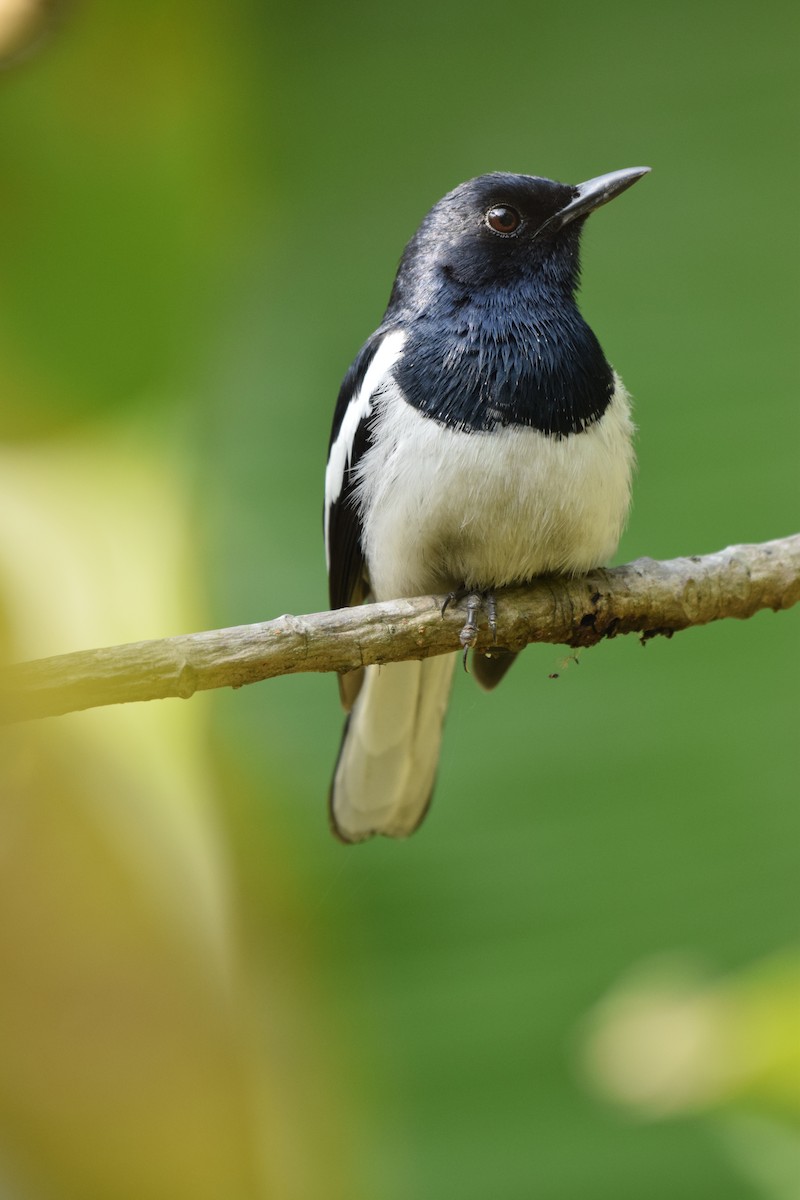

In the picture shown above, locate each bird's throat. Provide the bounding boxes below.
[395,287,614,437]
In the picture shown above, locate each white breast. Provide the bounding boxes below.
[355,377,635,601]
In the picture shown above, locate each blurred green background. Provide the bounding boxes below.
[0,0,798,1197]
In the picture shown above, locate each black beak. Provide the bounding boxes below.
[540,166,651,235]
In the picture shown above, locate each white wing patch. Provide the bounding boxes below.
[324,329,406,567]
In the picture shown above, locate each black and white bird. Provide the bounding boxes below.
[324,166,649,843]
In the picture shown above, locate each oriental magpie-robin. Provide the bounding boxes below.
[324,166,649,842]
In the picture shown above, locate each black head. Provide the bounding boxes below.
[388,167,650,309]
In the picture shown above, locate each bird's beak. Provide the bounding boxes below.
[543,166,651,234]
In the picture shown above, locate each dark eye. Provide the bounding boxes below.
[485,205,521,234]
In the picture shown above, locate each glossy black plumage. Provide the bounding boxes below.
[388,173,615,436]
[326,334,382,612]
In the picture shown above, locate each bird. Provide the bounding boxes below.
[324,165,649,843]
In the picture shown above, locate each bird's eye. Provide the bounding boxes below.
[485,205,522,234]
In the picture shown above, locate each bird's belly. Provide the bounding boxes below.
[358,380,635,601]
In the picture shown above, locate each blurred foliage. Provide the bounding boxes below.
[581,951,800,1197]
[0,435,357,1198]
[584,952,800,1119]
[0,0,797,1196]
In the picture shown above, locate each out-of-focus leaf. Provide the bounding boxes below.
[0,427,359,1199]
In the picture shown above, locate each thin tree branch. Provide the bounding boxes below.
[2,535,798,724]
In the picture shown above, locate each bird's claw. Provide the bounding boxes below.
[486,593,498,643]
[458,592,482,649]
[440,588,500,671]
[440,591,458,617]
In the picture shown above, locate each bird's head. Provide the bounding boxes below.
[390,167,650,306]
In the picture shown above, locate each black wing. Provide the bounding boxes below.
[324,332,386,612]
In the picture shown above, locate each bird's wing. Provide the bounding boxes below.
[324,328,406,611]
[325,329,406,709]
[325,334,379,612]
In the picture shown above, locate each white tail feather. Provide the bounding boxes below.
[330,654,457,842]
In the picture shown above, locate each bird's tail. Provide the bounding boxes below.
[329,654,457,843]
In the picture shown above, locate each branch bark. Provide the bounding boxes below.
[2,535,798,724]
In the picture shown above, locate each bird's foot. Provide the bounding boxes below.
[441,588,499,671]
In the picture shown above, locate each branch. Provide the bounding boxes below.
[2,535,798,724]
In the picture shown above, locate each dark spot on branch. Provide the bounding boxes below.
[639,628,675,645]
